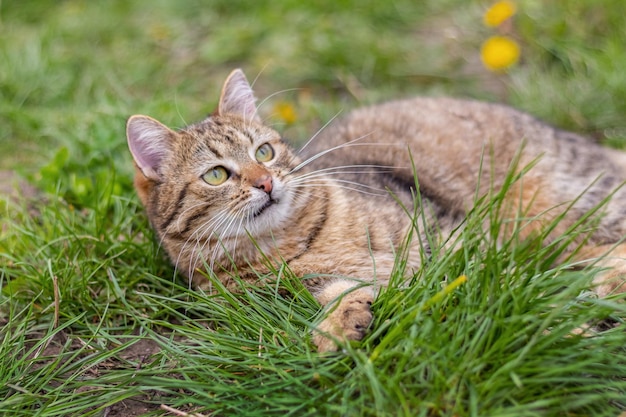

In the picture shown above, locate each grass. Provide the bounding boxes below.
[2,0,626,416]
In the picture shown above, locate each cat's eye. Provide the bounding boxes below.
[255,143,275,163]
[202,166,229,186]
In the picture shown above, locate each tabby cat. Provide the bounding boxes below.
[127,69,626,352]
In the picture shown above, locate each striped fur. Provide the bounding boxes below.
[128,69,626,352]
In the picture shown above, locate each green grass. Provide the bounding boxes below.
[2,1,626,416]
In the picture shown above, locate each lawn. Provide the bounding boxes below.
[1,0,626,416]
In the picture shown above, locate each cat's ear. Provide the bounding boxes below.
[126,115,175,181]
[217,69,261,123]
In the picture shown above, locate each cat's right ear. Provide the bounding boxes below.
[126,115,175,181]
[217,69,261,123]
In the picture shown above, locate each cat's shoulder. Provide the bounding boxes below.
[334,95,541,138]
[352,96,530,119]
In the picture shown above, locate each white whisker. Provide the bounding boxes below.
[292,166,398,183]
[178,207,232,278]
[233,209,251,260]
[158,201,209,252]
[296,110,344,156]
[170,207,228,274]
[203,205,246,271]
[290,174,390,191]
[290,136,405,174]
[298,163,398,174]
[255,88,302,123]
[290,182,389,197]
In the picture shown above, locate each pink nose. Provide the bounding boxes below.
[254,175,273,194]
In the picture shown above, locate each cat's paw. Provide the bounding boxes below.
[313,290,374,353]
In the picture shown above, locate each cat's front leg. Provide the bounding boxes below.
[311,280,375,352]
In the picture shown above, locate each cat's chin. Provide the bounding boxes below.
[246,191,295,234]
[252,198,279,219]
[246,180,293,227]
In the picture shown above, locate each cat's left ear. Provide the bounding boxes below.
[126,115,176,181]
[217,69,261,123]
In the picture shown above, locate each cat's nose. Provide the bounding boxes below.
[253,175,273,194]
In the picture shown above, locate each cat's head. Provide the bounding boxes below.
[126,69,302,265]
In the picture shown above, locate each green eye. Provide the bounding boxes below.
[255,143,275,163]
[202,166,229,185]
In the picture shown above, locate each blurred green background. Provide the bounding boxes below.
[2,3,626,415]
[1,0,625,205]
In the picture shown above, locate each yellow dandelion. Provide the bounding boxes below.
[148,23,171,42]
[273,102,297,125]
[483,0,517,27]
[480,35,521,71]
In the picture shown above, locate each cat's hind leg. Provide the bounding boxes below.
[577,244,626,297]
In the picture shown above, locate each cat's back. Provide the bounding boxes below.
[303,96,626,221]
[308,96,567,162]
[309,96,625,175]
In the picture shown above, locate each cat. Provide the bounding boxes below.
[127,69,626,352]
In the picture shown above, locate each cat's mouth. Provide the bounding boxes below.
[252,198,279,218]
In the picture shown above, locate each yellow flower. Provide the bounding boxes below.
[273,102,297,125]
[148,23,171,42]
[480,36,520,71]
[483,0,517,27]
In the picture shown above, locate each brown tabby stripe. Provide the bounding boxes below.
[218,133,233,145]
[159,185,188,233]
[176,207,212,238]
[206,143,223,159]
[286,190,328,263]
[241,130,256,144]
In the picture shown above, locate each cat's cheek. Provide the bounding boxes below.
[271,185,296,221]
